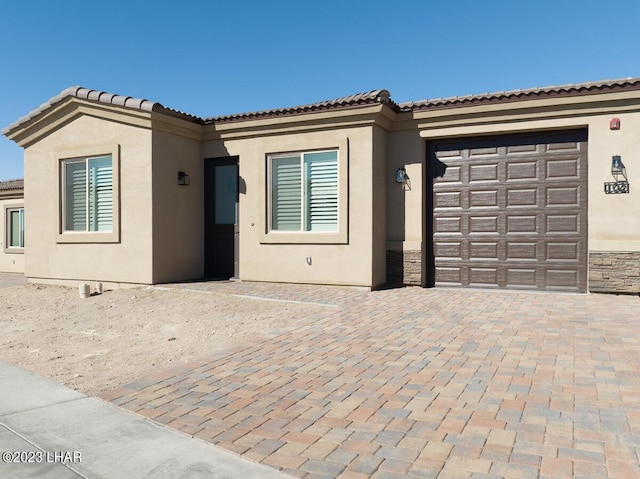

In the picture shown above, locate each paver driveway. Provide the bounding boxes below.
[101,283,640,479]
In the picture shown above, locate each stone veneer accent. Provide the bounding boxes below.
[589,251,640,294]
[386,250,422,286]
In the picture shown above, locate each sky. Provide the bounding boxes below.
[1,0,639,180]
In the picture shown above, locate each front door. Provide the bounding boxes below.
[204,157,239,279]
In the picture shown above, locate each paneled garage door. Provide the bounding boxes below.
[428,130,588,292]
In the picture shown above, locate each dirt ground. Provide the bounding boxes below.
[0,283,326,396]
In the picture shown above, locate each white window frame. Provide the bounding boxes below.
[57,144,120,244]
[268,149,339,233]
[4,205,24,253]
[260,138,348,245]
[62,156,113,233]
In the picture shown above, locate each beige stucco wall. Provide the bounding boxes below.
[386,129,424,253]
[151,124,204,283]
[203,124,383,288]
[371,125,388,286]
[0,196,25,273]
[22,113,155,285]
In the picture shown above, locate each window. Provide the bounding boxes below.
[270,150,338,232]
[62,155,113,232]
[6,207,24,249]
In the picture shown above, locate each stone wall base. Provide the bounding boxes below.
[589,251,640,294]
[386,250,422,286]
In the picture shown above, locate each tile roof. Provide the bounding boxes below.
[1,87,200,136]
[3,77,640,137]
[206,89,398,123]
[0,178,24,191]
[400,77,640,111]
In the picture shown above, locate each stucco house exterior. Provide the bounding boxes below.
[2,78,639,293]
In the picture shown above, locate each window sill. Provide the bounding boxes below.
[260,230,347,245]
[57,231,120,244]
[3,247,24,254]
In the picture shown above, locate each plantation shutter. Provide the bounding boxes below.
[272,156,302,231]
[88,156,113,232]
[304,151,338,232]
[65,161,87,231]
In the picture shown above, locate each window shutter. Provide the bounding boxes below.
[272,156,302,231]
[305,151,338,232]
[65,162,87,231]
[88,156,113,232]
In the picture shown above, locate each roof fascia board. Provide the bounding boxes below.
[390,90,640,132]
[0,190,24,200]
[150,111,204,141]
[203,104,390,141]
[6,98,154,148]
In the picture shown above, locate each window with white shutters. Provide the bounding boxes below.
[269,150,338,233]
[63,155,113,233]
[6,207,24,249]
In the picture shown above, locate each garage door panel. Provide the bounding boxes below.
[470,216,499,233]
[505,268,538,288]
[546,242,579,262]
[507,188,538,207]
[440,165,462,183]
[469,242,499,260]
[546,214,579,233]
[546,158,580,179]
[546,269,580,290]
[437,148,463,159]
[435,242,462,258]
[435,216,463,233]
[545,141,582,152]
[506,215,538,233]
[470,190,499,208]
[435,191,462,208]
[469,146,499,157]
[507,161,538,180]
[506,143,537,154]
[506,242,538,260]
[436,266,463,285]
[469,163,499,182]
[430,129,587,292]
[546,187,579,206]
[469,267,499,286]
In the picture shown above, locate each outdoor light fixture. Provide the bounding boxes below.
[611,156,627,181]
[178,171,190,186]
[605,155,629,194]
[396,167,409,184]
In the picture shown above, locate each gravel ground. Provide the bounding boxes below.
[0,283,326,395]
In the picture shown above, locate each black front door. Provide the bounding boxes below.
[204,157,238,279]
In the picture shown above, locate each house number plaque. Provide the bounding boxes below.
[604,181,630,194]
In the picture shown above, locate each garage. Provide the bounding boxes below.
[427,129,588,292]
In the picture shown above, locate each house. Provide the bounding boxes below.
[2,78,639,293]
[0,178,25,273]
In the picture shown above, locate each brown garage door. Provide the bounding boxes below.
[427,130,588,292]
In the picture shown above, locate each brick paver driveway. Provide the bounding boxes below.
[101,283,640,479]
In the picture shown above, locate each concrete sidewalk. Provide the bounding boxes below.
[0,361,291,479]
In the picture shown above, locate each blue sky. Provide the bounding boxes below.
[2,0,639,180]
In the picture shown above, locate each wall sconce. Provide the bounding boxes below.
[605,155,629,194]
[178,171,190,186]
[611,156,627,181]
[396,167,409,184]
[395,167,411,191]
